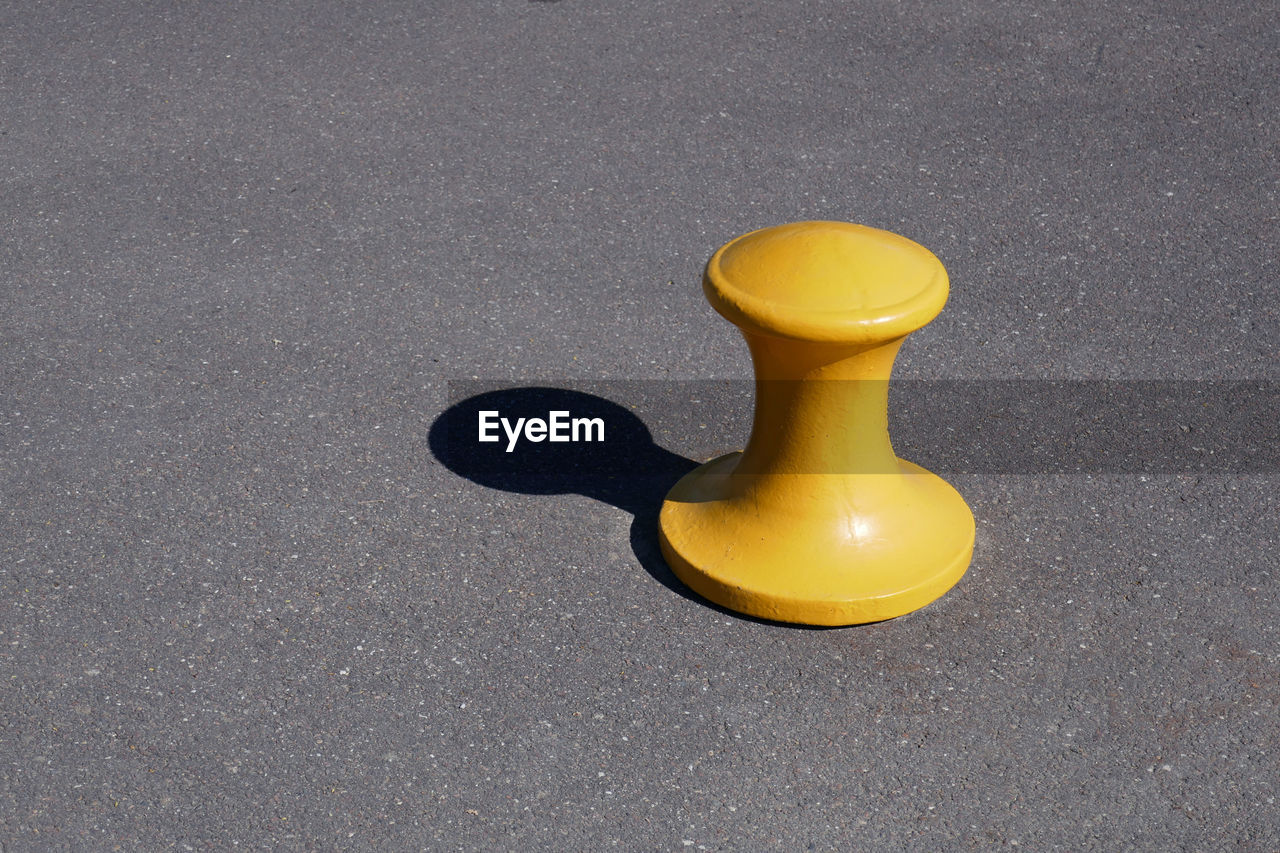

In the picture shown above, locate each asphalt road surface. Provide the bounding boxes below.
[3,1,1277,849]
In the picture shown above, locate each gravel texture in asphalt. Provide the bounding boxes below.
[2,1,1278,849]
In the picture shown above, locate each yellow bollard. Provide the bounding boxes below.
[659,221,975,625]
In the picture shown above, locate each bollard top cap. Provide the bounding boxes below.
[703,221,949,343]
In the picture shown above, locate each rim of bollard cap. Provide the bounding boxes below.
[703,220,949,343]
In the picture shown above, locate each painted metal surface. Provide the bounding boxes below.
[659,221,975,625]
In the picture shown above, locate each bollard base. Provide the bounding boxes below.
[658,453,975,626]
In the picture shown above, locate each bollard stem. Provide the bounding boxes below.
[738,332,902,478]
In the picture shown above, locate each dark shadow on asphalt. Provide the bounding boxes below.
[428,387,706,608]
[428,386,845,627]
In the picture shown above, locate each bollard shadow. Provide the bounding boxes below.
[428,386,707,608]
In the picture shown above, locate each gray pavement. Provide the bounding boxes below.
[2,1,1278,849]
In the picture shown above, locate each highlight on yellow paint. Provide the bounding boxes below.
[659,221,975,626]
